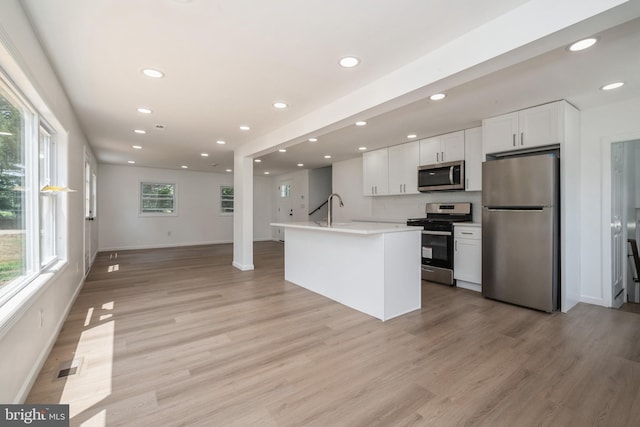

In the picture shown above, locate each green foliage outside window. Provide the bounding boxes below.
[141,182,175,213]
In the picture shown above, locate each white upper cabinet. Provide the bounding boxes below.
[388,141,419,195]
[483,101,563,155]
[419,130,464,165]
[362,148,388,196]
[464,127,482,191]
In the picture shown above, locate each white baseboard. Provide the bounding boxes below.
[232,261,255,271]
[456,280,481,293]
[579,295,608,307]
[98,240,234,252]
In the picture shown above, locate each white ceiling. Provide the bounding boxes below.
[20,0,640,176]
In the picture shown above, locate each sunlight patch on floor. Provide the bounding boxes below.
[61,320,114,419]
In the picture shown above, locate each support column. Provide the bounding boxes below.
[232,153,254,271]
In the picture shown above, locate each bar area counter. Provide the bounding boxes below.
[270,221,422,321]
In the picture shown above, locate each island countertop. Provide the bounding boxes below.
[270,221,422,235]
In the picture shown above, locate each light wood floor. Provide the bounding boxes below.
[27,242,640,426]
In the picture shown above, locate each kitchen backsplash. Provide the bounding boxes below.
[371,191,482,222]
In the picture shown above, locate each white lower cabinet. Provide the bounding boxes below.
[454,225,482,292]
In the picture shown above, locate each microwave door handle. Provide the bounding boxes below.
[449,166,454,185]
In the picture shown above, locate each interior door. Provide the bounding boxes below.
[276,180,293,241]
[611,143,624,308]
[84,159,92,275]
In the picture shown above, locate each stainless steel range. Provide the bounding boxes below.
[407,203,472,285]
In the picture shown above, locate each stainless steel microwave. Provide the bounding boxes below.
[418,160,465,192]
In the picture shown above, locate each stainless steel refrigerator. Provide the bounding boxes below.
[482,153,559,312]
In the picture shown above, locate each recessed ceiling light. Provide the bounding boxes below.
[226,169,232,172]
[308,138,318,142]
[134,129,146,134]
[142,68,164,78]
[297,163,304,167]
[273,102,288,109]
[128,160,135,164]
[0,131,13,136]
[239,125,251,131]
[254,159,262,163]
[355,121,367,126]
[132,145,142,149]
[407,134,417,139]
[358,147,367,151]
[216,140,226,145]
[339,56,360,68]
[324,155,332,159]
[201,153,209,157]
[430,93,446,101]
[264,171,270,175]
[279,149,287,153]
[601,82,624,90]
[568,37,597,52]
[181,165,188,169]
[137,107,152,114]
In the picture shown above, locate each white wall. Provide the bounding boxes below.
[332,157,372,223]
[332,157,481,223]
[98,165,273,250]
[271,169,309,240]
[308,167,332,222]
[580,96,640,306]
[253,175,274,241]
[0,0,94,403]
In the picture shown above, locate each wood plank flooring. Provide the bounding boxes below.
[26,242,640,426]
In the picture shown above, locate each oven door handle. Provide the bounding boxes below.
[421,230,451,236]
[449,165,454,185]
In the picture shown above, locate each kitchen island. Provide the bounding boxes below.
[270,221,422,321]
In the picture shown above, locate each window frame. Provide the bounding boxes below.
[220,185,234,215]
[139,181,178,216]
[0,70,62,309]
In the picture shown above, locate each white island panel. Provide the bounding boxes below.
[274,222,421,321]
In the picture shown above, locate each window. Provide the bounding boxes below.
[39,125,56,267]
[221,186,234,214]
[140,182,176,214]
[0,83,28,290]
[0,72,60,305]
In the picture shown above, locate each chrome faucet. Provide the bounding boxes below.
[327,193,344,227]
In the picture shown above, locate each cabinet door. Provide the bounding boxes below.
[419,136,441,165]
[464,127,482,191]
[362,148,389,196]
[518,101,562,149]
[362,150,377,196]
[483,111,518,155]
[441,130,465,162]
[388,142,419,194]
[454,237,482,284]
[375,148,389,195]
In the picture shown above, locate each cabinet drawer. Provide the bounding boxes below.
[454,227,481,239]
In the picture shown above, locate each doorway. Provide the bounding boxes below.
[275,180,293,241]
[611,140,640,308]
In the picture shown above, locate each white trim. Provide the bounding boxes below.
[232,261,255,271]
[579,295,607,307]
[98,240,234,252]
[600,130,640,308]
